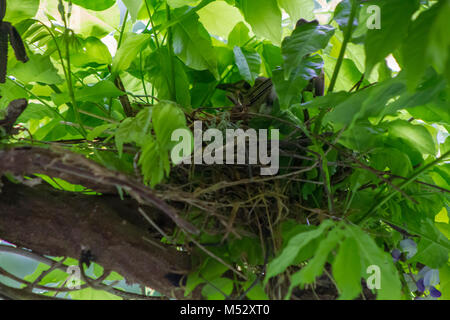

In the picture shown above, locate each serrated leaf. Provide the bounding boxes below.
[152,101,188,148]
[287,226,344,298]
[346,224,402,300]
[115,108,152,157]
[332,236,362,300]
[265,220,335,282]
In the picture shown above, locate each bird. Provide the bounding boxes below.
[217,73,324,120]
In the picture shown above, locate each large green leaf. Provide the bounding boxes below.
[146,47,191,108]
[201,278,234,300]
[4,0,39,23]
[71,36,113,67]
[386,120,436,156]
[265,220,335,282]
[239,0,282,46]
[111,33,151,74]
[197,0,245,39]
[427,0,450,83]
[401,3,440,89]
[277,0,314,26]
[68,0,116,11]
[52,81,124,106]
[233,46,261,85]
[288,226,345,297]
[172,12,219,79]
[281,20,334,79]
[122,0,143,22]
[115,108,153,157]
[9,54,63,85]
[152,101,188,148]
[403,219,450,268]
[228,22,251,48]
[364,0,419,76]
[332,236,362,300]
[346,224,402,300]
[273,54,323,109]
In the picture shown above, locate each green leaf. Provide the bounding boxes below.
[287,226,344,297]
[370,148,413,177]
[277,0,315,25]
[197,0,245,39]
[228,22,251,48]
[323,56,363,92]
[403,219,450,268]
[240,0,282,46]
[364,0,419,76]
[427,0,450,81]
[115,108,152,157]
[68,0,116,11]
[87,123,115,140]
[273,54,323,109]
[332,236,362,300]
[4,0,39,23]
[401,3,440,89]
[168,0,201,8]
[172,12,219,79]
[265,219,335,282]
[152,101,188,148]
[439,263,450,300]
[71,36,112,67]
[139,139,168,187]
[16,103,54,123]
[146,47,191,108]
[112,33,150,74]
[201,278,234,300]
[233,46,261,85]
[10,54,63,85]
[387,120,436,156]
[346,224,402,300]
[70,287,122,300]
[281,20,334,79]
[122,0,143,22]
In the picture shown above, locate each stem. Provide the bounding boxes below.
[145,0,160,48]
[313,0,358,135]
[356,150,450,224]
[117,10,128,49]
[165,3,176,101]
[139,51,150,104]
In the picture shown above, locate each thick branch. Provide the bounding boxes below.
[0,178,197,299]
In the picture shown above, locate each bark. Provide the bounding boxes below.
[0,178,197,299]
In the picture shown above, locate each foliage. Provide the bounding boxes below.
[0,0,449,300]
